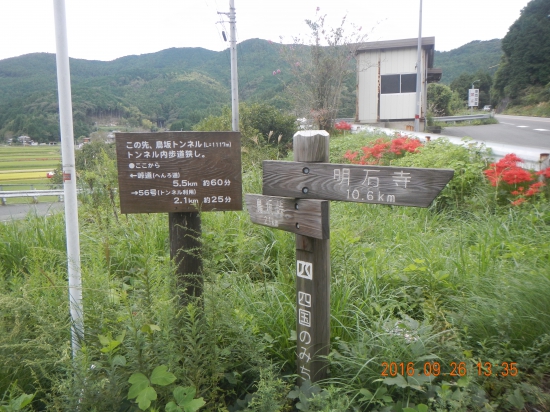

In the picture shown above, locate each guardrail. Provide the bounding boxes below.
[0,187,64,206]
[433,114,491,122]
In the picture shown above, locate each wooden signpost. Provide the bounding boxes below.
[245,130,453,383]
[116,131,242,302]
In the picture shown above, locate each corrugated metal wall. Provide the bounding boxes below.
[356,51,379,123]
[357,47,427,123]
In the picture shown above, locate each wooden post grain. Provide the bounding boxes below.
[293,130,330,383]
[169,212,203,305]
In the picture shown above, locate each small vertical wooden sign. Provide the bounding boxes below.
[293,131,331,383]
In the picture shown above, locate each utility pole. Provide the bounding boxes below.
[53,0,83,359]
[218,1,239,132]
[414,0,423,132]
[229,0,239,132]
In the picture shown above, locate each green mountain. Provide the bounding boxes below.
[0,37,505,142]
[0,38,288,142]
[434,39,503,84]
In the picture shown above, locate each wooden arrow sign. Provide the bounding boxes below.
[263,161,454,208]
[245,194,329,239]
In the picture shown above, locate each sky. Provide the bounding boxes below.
[0,0,531,62]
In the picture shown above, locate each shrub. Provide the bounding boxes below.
[343,135,422,165]
[484,153,549,205]
[193,102,297,148]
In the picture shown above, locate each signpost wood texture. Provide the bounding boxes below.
[169,212,203,303]
[116,131,242,214]
[291,131,331,383]
[245,194,329,240]
[245,130,454,384]
[116,131,242,304]
[263,161,454,208]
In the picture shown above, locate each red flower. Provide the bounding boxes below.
[536,167,550,178]
[335,121,352,130]
[511,198,526,206]
[501,168,532,185]
[344,150,358,162]
[525,181,545,196]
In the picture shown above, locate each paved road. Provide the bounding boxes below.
[0,202,65,222]
[442,114,550,150]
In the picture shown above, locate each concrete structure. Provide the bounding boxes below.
[355,37,442,131]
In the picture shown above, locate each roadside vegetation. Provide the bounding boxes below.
[1,131,549,411]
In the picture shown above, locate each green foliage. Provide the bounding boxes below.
[127,365,177,410]
[1,134,550,411]
[501,83,550,115]
[392,138,490,209]
[450,71,493,108]
[193,102,296,147]
[165,386,206,412]
[493,0,550,102]
[241,367,290,412]
[434,39,502,85]
[279,11,364,130]
[427,83,458,116]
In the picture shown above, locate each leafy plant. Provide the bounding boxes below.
[127,365,176,410]
[0,393,34,412]
[165,386,205,412]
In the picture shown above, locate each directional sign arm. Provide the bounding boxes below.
[262,161,454,208]
[245,194,329,239]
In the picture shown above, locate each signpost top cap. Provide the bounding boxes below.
[294,130,330,138]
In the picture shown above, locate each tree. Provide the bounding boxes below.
[193,102,297,147]
[493,0,550,100]
[450,71,493,108]
[279,9,367,131]
[427,83,453,116]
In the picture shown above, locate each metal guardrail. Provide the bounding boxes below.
[0,190,64,205]
[433,114,490,122]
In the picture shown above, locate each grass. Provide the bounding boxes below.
[0,134,549,411]
[504,101,550,118]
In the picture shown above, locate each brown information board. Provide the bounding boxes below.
[116,131,242,214]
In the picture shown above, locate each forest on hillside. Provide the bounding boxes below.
[0,36,507,143]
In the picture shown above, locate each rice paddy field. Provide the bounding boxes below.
[0,145,61,203]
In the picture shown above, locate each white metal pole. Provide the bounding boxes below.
[414,0,423,132]
[229,0,239,132]
[53,0,83,358]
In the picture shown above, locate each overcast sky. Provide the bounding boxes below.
[0,0,530,62]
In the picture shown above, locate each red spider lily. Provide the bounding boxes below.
[343,150,358,161]
[536,167,550,178]
[511,197,526,206]
[501,168,533,185]
[484,153,549,205]
[525,181,545,197]
[335,121,352,130]
[344,137,423,166]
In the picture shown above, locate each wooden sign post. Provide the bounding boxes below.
[116,131,242,303]
[245,130,453,384]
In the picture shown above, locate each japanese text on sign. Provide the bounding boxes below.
[116,132,242,214]
[296,259,314,380]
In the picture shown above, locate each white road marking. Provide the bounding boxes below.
[534,129,550,132]
[517,125,529,128]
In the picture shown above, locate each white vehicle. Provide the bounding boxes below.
[482,105,492,111]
